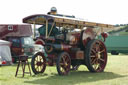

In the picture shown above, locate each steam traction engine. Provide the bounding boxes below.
[23,14,113,75]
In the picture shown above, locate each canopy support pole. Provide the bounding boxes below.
[46,20,48,38]
[33,22,36,38]
[48,21,55,37]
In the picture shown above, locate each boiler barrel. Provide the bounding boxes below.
[44,43,71,53]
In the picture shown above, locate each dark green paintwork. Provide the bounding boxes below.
[105,26,128,54]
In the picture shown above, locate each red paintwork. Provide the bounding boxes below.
[35,39,45,45]
[61,44,71,52]
[82,28,96,46]
[98,41,107,72]
[8,37,24,56]
[47,54,56,66]
[71,33,81,45]
[2,61,7,64]
[35,27,97,60]
[0,25,17,39]
[0,24,32,39]
[23,14,52,24]
[23,14,109,74]
[101,32,108,41]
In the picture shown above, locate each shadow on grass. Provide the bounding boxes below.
[24,71,127,85]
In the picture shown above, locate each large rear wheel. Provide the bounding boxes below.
[31,52,46,74]
[85,39,107,72]
[56,52,71,75]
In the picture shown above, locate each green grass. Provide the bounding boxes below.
[0,54,128,85]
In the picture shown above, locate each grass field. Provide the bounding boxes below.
[0,54,128,85]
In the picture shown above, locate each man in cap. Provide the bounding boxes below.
[47,7,57,15]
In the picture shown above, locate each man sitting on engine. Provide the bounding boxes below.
[38,20,60,37]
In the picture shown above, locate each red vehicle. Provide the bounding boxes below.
[0,24,35,63]
[23,14,114,75]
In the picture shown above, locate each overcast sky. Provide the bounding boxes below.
[0,0,128,25]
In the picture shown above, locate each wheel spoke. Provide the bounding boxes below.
[62,56,66,64]
[40,65,43,70]
[35,66,39,71]
[39,56,43,60]
[60,66,66,74]
[91,49,96,54]
[91,55,96,58]
[94,65,98,70]
[98,58,105,62]
[40,59,41,64]
[99,49,105,54]
[63,64,69,73]
[60,62,64,66]
[93,64,97,70]
[34,65,37,69]
[61,67,64,72]
[93,63,99,70]
[35,57,37,61]
[35,60,39,63]
[96,41,101,46]
[37,56,39,61]
[65,56,69,63]
[95,44,100,52]
[91,58,97,65]
[38,66,40,71]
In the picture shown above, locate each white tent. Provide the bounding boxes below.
[0,40,12,65]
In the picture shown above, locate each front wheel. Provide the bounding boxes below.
[56,52,71,75]
[85,39,107,72]
[31,52,46,74]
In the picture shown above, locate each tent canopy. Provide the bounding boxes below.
[0,40,12,65]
